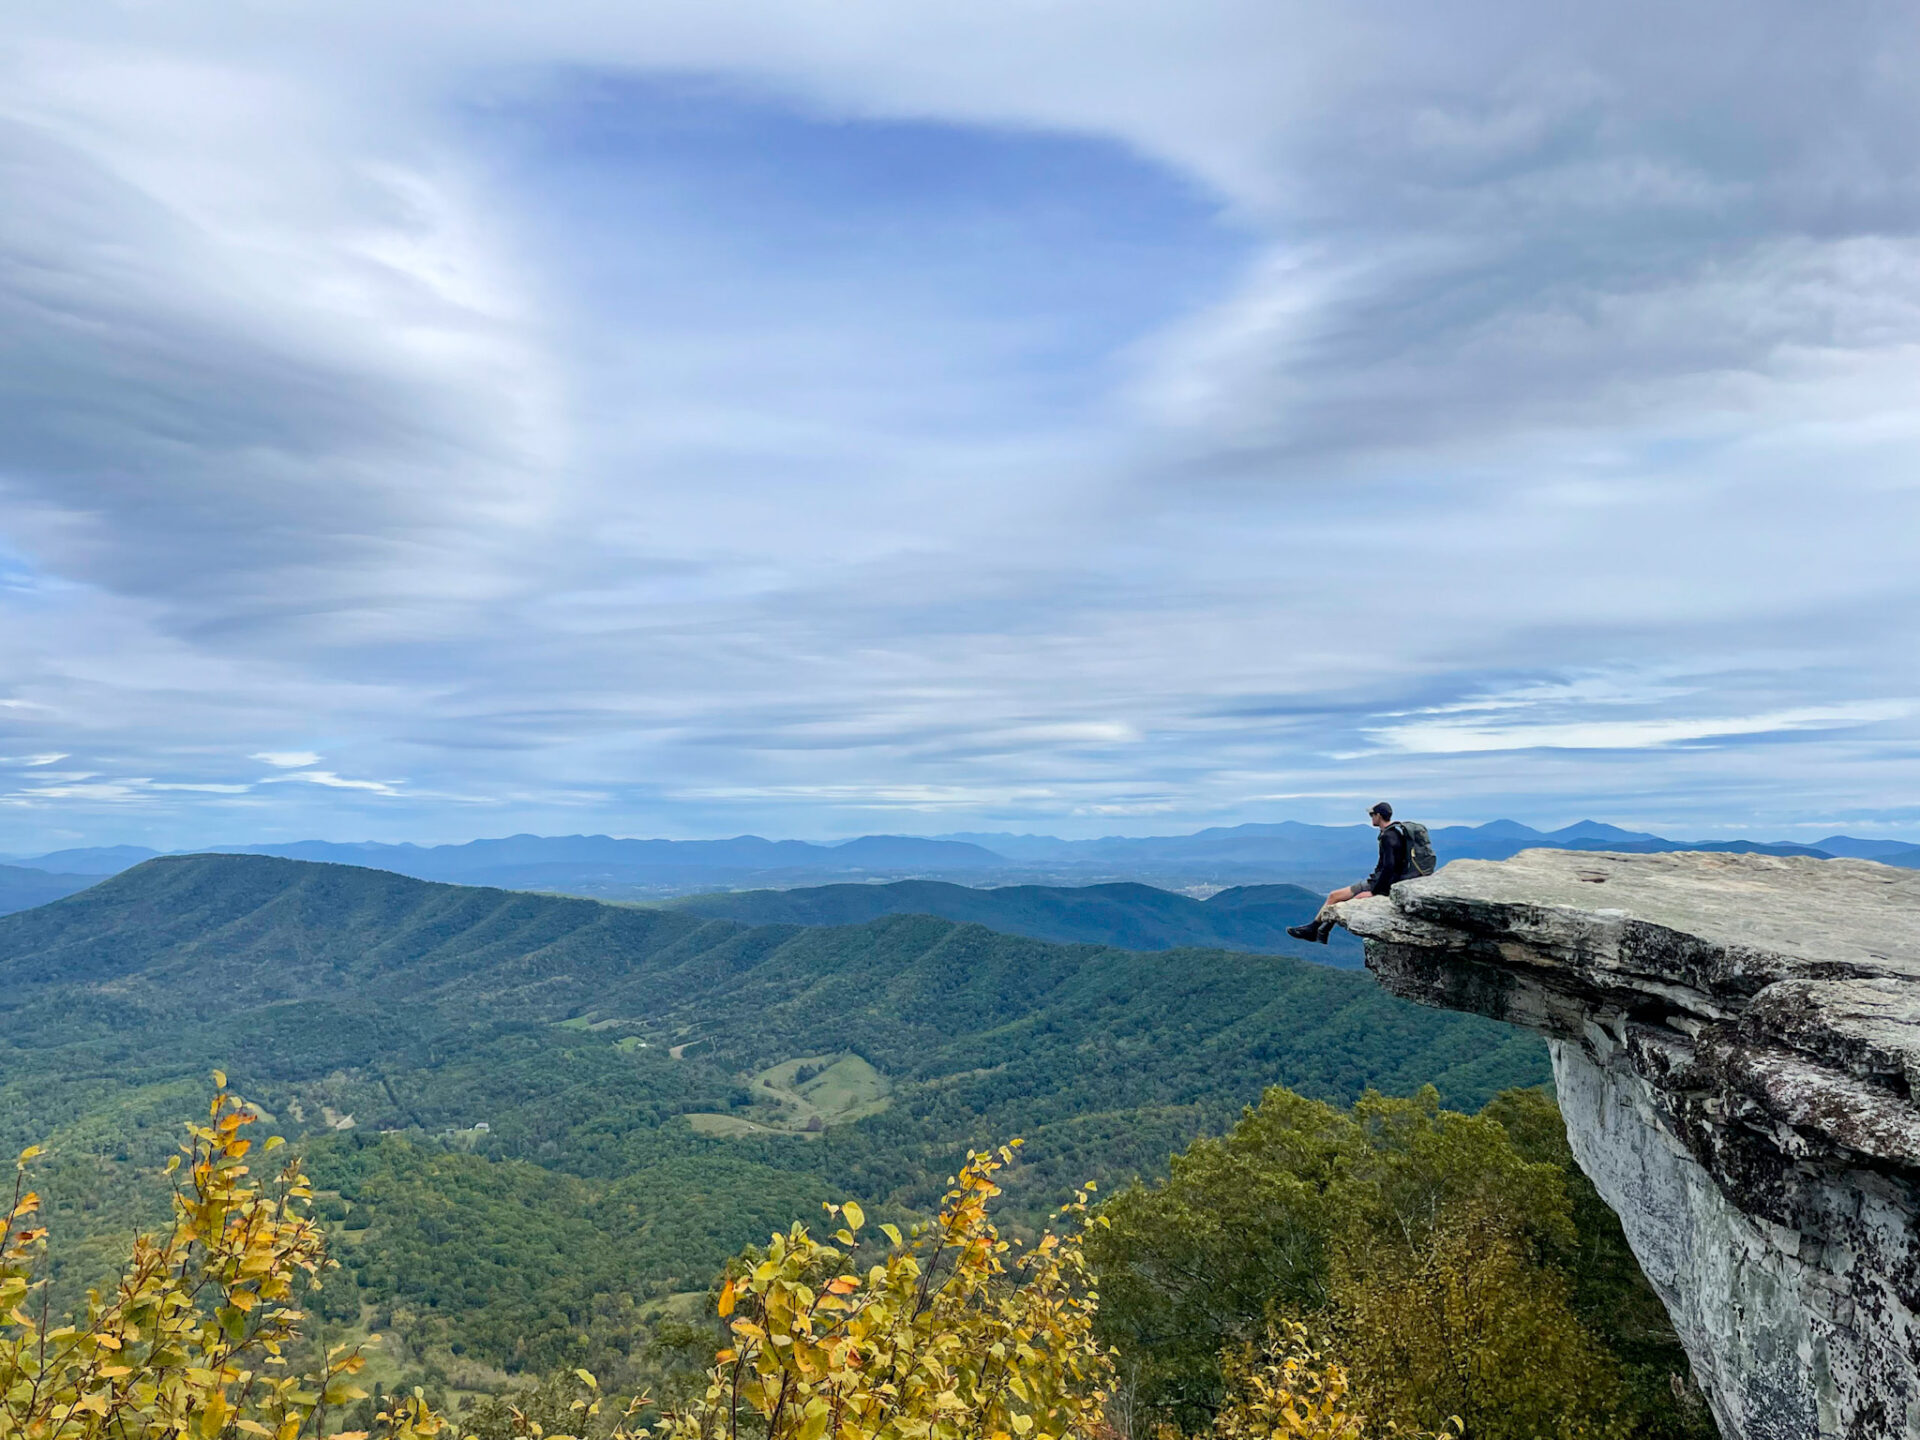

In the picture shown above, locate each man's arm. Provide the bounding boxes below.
[1365,825,1406,894]
[1364,830,1389,894]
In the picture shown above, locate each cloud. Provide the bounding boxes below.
[253,752,323,769]
[1369,702,1914,755]
[0,3,1917,846]
[3,777,251,803]
[264,770,404,797]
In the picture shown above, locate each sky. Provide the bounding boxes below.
[3,1,1919,851]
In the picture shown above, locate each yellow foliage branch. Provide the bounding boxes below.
[0,1076,440,1440]
[647,1143,1114,1440]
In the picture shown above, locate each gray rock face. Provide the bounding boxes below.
[1337,851,1920,1440]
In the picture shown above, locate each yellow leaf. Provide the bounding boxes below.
[212,1069,228,1089]
[842,1201,865,1232]
[718,1280,736,1317]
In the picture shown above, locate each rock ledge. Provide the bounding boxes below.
[1339,850,1920,1440]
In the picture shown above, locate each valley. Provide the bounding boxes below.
[1,852,1544,1384]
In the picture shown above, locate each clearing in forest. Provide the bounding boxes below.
[684,1053,890,1139]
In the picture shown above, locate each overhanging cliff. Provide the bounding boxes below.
[1337,850,1920,1440]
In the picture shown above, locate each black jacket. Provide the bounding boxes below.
[1365,823,1411,895]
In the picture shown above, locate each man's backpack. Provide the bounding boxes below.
[1392,821,1437,878]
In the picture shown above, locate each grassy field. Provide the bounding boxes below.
[790,1054,890,1122]
[685,1053,891,1138]
[685,1113,784,1137]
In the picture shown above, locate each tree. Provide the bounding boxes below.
[1089,1085,1637,1440]
[1475,1091,1713,1440]
[1087,1087,1360,1430]
[1326,1202,1627,1440]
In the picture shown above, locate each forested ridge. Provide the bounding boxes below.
[665,878,1365,964]
[0,852,1708,1437]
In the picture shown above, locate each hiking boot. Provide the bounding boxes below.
[1285,922,1319,942]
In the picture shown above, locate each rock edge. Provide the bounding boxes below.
[1338,850,1920,1440]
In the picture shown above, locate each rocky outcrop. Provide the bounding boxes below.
[1337,851,1920,1440]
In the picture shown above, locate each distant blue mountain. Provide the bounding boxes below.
[3,821,1912,910]
[1540,820,1658,842]
[5,845,161,875]
[935,818,1833,873]
[175,833,1002,892]
[1810,835,1920,865]
[814,835,1002,868]
[0,864,100,916]
[939,821,1379,870]
[1423,821,1828,863]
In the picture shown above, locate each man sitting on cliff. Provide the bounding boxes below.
[1287,801,1427,944]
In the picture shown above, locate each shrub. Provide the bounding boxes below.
[1,1075,442,1440]
[650,1143,1112,1440]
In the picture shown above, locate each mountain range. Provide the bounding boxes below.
[668,879,1365,966]
[4,819,1915,914]
[0,862,100,916]
[1,851,1541,1378]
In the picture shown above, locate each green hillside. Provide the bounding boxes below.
[1,853,1547,1385]
[667,878,1366,964]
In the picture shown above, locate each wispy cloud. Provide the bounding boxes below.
[1368,702,1913,755]
[252,752,323,769]
[0,3,1918,846]
[4,777,251,803]
[262,770,404,797]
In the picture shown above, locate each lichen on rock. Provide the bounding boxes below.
[1337,850,1920,1440]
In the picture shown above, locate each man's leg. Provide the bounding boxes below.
[1289,886,1366,944]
